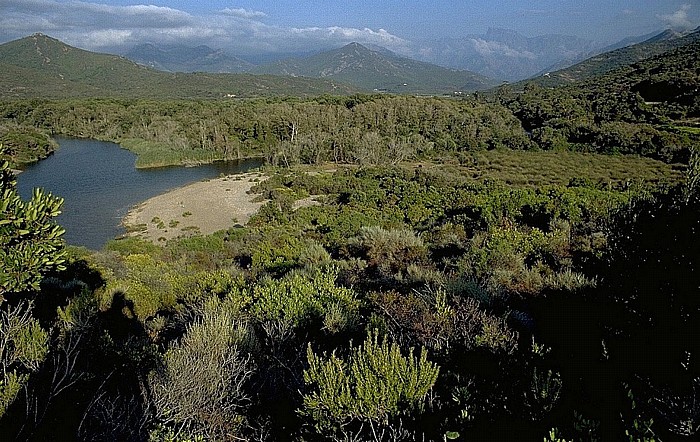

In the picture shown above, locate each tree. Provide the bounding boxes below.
[0,145,66,299]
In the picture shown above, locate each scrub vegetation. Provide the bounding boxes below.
[0,34,699,442]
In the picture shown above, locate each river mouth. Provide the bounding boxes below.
[16,137,262,250]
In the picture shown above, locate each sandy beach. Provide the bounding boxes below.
[122,172,268,242]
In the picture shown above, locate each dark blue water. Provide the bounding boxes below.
[16,138,262,249]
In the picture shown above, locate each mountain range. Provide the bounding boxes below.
[249,42,498,94]
[125,43,253,73]
[1,26,698,101]
[120,28,662,83]
[124,41,498,94]
[0,34,357,99]
[0,35,498,98]
[412,28,602,81]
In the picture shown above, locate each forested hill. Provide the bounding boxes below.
[520,26,700,88]
[0,34,359,99]
[491,35,700,163]
[579,39,700,119]
[251,42,498,94]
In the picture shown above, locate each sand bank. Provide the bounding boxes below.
[122,172,267,243]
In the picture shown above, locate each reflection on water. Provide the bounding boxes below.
[17,138,262,250]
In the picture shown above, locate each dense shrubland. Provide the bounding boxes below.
[2,150,699,440]
[0,125,56,168]
[1,42,699,439]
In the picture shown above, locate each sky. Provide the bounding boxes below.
[1,0,699,57]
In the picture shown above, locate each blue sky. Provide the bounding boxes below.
[2,0,698,55]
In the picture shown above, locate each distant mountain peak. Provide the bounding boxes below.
[252,42,497,94]
[124,43,253,73]
[337,42,373,54]
[416,28,597,81]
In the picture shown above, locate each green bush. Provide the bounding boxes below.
[302,330,439,430]
[250,267,358,332]
[148,297,254,439]
[1,154,66,295]
[346,226,427,280]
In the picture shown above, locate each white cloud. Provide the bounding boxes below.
[0,0,409,55]
[469,38,536,59]
[220,8,267,19]
[659,4,693,29]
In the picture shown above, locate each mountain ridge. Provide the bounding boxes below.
[519,27,700,88]
[251,42,498,94]
[125,43,254,73]
[415,28,599,81]
[0,34,359,99]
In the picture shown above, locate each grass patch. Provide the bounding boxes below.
[119,138,226,169]
[124,223,147,234]
[455,150,684,187]
[672,126,700,135]
[181,226,201,234]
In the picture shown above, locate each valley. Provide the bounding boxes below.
[1,9,700,442]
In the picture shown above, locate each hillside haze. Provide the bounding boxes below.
[251,42,498,94]
[0,34,358,99]
[415,28,600,81]
[125,43,254,73]
[522,26,700,87]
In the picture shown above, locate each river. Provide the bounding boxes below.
[16,138,262,250]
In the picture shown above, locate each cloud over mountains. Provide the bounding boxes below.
[2,0,697,82]
[1,0,409,55]
[659,4,694,30]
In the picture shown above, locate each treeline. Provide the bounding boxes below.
[1,90,696,168]
[0,124,57,167]
[3,155,699,440]
[0,96,528,167]
[492,83,693,163]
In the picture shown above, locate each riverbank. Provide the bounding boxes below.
[122,172,268,243]
[118,138,260,169]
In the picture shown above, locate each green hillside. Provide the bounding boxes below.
[521,27,700,88]
[489,37,700,166]
[573,38,700,123]
[0,34,358,99]
[253,42,498,94]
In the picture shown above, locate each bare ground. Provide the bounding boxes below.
[122,172,268,243]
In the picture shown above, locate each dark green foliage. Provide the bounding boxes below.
[1,35,699,439]
[2,160,697,440]
[302,331,439,433]
[0,125,56,168]
[0,150,66,296]
[0,95,532,168]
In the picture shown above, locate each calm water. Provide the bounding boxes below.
[17,138,262,249]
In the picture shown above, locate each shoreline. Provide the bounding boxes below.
[122,172,268,243]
